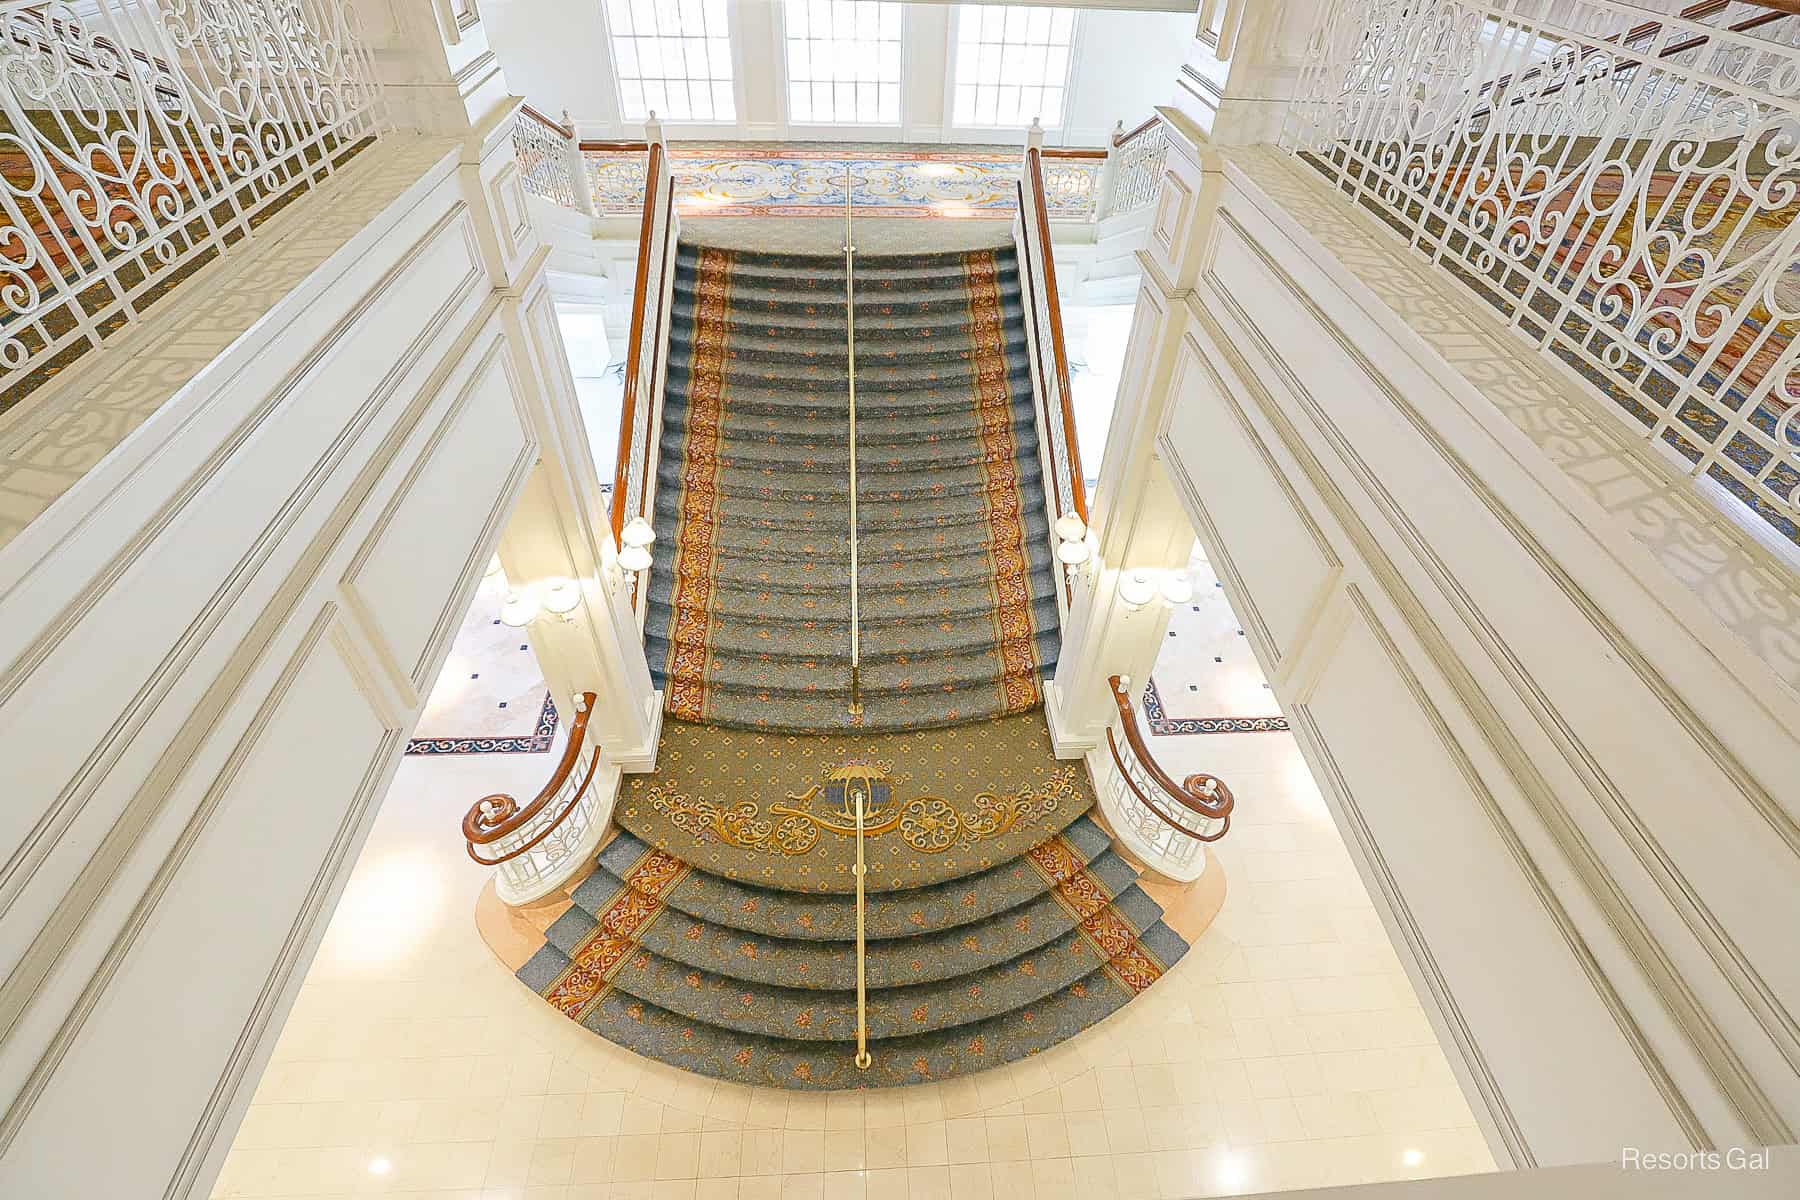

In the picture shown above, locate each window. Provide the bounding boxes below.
[605,0,735,122]
[783,1,903,124]
[952,4,1077,128]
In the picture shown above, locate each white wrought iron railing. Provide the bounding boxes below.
[511,103,582,210]
[1100,116,1171,221]
[463,691,609,904]
[0,0,385,400]
[1099,675,1232,883]
[1283,0,1800,540]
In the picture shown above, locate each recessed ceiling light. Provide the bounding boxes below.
[368,1157,392,1176]
[1402,1148,1425,1167]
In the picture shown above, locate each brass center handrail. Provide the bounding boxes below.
[844,160,864,718]
[852,782,872,1070]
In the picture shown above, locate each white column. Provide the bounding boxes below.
[1171,0,1322,144]
[354,0,516,135]
[498,270,663,775]
[1046,112,1219,757]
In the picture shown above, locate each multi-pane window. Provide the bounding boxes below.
[784,1,903,124]
[605,0,735,122]
[951,4,1077,128]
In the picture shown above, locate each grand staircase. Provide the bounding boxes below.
[644,243,1061,732]
[501,214,1202,1088]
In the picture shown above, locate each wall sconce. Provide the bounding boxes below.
[1118,568,1158,611]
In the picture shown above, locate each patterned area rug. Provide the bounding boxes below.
[645,243,1061,732]
[612,713,1089,893]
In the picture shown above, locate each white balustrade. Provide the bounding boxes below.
[1097,675,1231,883]
[511,104,578,208]
[0,0,384,397]
[465,692,612,905]
[1283,0,1800,533]
[1101,120,1170,220]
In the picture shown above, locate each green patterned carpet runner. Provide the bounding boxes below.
[645,243,1061,732]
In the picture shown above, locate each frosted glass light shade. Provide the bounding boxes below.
[621,516,657,548]
[619,544,653,573]
[498,590,539,628]
[1117,569,1157,610]
[1160,571,1194,605]
[1056,539,1090,565]
[1053,513,1087,543]
[541,578,581,615]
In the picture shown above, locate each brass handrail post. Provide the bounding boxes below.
[852,783,872,1070]
[844,158,863,718]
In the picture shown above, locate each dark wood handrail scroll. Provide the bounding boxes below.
[464,691,598,863]
[1106,675,1233,845]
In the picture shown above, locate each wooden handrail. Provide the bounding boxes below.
[579,139,652,153]
[1023,149,1088,523]
[1040,146,1108,159]
[612,141,666,539]
[1113,115,1160,148]
[1106,729,1230,842]
[1107,675,1234,827]
[519,102,575,140]
[462,692,599,866]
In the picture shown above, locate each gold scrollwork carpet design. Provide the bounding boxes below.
[516,715,1193,1089]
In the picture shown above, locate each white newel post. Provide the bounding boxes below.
[562,109,597,219]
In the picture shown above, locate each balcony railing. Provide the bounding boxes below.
[463,690,608,904]
[1099,675,1233,883]
[1100,116,1171,221]
[1283,0,1800,545]
[0,0,385,402]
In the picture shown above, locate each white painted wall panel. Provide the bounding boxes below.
[345,344,531,692]
[0,620,393,1198]
[1159,334,1337,669]
[1299,597,1691,1161]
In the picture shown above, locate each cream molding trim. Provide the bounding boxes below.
[1202,205,1783,1142]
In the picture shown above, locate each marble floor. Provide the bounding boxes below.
[209,581,1496,1199]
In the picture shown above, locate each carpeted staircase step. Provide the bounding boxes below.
[665,350,1031,394]
[647,566,1058,624]
[654,450,1043,502]
[646,609,1059,671]
[560,958,1180,1090]
[658,396,1041,449]
[554,848,1143,991]
[696,515,1053,573]
[591,817,1111,936]
[653,486,1046,535]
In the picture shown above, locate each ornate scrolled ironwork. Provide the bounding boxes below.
[1282,0,1800,527]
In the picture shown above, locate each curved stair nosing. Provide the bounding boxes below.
[550,849,1145,992]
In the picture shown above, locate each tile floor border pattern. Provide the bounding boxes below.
[1143,679,1290,738]
[404,693,559,756]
